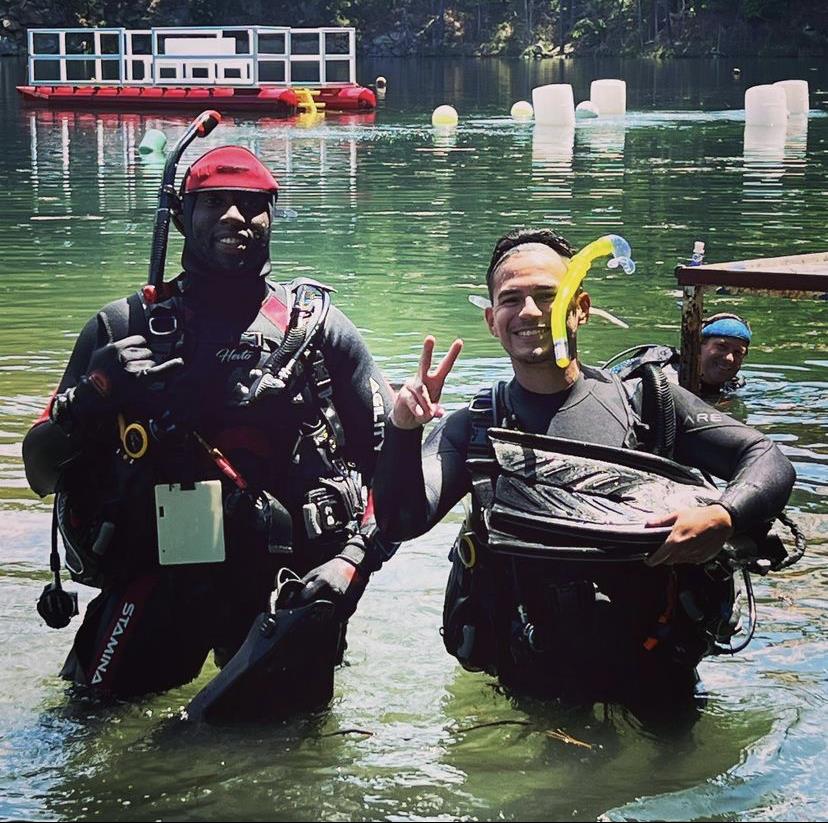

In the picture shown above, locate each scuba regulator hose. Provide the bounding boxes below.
[551,234,636,368]
[244,281,333,403]
[145,109,222,305]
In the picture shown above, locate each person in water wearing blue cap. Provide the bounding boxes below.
[699,312,751,396]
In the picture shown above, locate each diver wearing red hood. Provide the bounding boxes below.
[23,145,394,707]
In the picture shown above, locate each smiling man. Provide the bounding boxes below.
[699,313,751,394]
[374,227,794,711]
[23,145,394,703]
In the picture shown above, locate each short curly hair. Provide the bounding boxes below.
[486,228,575,299]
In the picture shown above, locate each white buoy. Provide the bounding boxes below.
[432,104,458,128]
[531,84,575,127]
[575,100,599,119]
[773,80,809,116]
[510,100,534,120]
[590,79,626,116]
[745,84,788,126]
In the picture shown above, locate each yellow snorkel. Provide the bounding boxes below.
[551,234,635,368]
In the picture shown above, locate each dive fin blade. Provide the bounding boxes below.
[184,600,340,724]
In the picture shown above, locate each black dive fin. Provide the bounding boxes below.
[480,428,721,560]
[184,600,340,724]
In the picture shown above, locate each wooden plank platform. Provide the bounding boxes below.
[676,251,828,292]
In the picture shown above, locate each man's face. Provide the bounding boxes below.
[485,245,590,365]
[190,190,271,269]
[700,336,748,387]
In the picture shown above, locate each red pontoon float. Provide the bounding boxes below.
[17,26,376,115]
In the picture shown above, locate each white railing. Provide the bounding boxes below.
[27,26,357,87]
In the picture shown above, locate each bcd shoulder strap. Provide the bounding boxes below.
[466,380,516,530]
[467,380,517,461]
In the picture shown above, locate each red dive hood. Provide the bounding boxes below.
[183,146,279,196]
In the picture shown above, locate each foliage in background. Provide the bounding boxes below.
[1,0,827,56]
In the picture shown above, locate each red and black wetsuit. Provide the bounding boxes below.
[23,274,391,697]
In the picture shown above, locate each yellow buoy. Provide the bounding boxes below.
[432,104,458,128]
[510,100,534,120]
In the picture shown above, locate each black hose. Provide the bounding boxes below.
[267,325,307,374]
[148,203,172,289]
[640,363,676,458]
[50,500,62,583]
[772,511,807,570]
[601,343,661,371]
[255,284,331,393]
[713,569,756,655]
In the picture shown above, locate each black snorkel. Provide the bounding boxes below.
[144,109,222,305]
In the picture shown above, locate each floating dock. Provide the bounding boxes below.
[17,26,376,115]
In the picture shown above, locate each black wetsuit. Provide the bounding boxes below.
[24,275,391,697]
[374,365,795,703]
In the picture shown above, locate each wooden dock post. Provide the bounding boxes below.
[679,284,704,395]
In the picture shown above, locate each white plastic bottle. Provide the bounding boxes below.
[689,240,705,266]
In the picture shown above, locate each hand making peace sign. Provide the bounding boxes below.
[390,336,463,430]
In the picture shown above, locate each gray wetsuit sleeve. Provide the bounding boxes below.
[670,383,796,531]
[374,407,473,541]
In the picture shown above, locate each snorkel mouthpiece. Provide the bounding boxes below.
[551,233,636,368]
[605,234,636,274]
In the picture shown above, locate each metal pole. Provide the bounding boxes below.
[59,31,66,83]
[94,30,101,84]
[252,27,258,86]
[119,28,125,84]
[319,30,325,85]
[151,29,157,85]
[286,30,291,86]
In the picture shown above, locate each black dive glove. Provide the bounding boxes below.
[51,335,181,432]
[292,534,382,621]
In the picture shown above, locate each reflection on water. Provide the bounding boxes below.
[1,56,827,821]
[26,109,372,219]
[531,125,575,227]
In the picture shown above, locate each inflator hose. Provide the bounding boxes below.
[639,363,676,458]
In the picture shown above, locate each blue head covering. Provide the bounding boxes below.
[701,314,752,344]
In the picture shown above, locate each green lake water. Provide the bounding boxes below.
[0,55,827,821]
